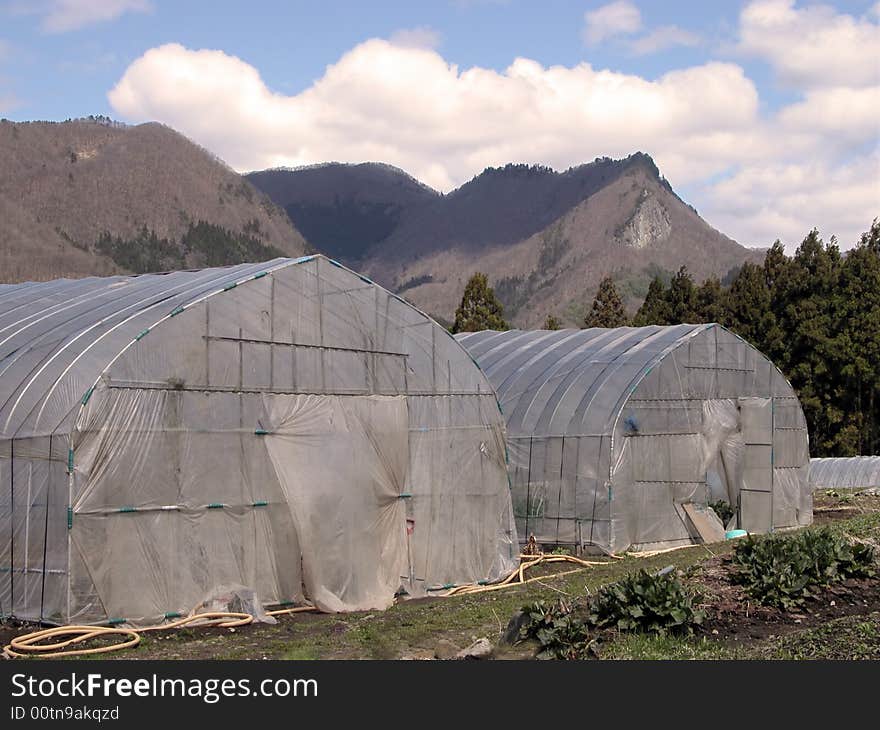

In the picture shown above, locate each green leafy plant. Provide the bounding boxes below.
[709,500,735,525]
[518,600,594,660]
[732,527,875,609]
[586,569,705,635]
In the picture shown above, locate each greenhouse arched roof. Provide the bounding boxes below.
[456,324,711,436]
[0,258,303,439]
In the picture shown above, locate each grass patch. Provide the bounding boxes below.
[598,633,742,660]
[750,612,880,660]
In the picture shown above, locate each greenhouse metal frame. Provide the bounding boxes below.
[0,255,517,625]
[457,324,812,553]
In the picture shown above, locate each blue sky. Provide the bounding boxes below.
[2,0,849,119]
[1,1,878,248]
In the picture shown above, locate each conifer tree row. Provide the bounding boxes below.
[631,222,880,457]
[450,221,879,457]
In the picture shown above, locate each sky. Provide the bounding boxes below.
[0,0,878,250]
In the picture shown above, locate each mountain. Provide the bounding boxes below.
[246,163,439,263]
[251,153,763,327]
[0,118,307,283]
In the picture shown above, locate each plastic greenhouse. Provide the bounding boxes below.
[0,255,517,626]
[456,324,812,553]
[810,457,880,491]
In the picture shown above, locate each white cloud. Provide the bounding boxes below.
[388,27,442,50]
[582,1,642,45]
[701,153,880,249]
[108,38,878,251]
[584,5,702,57]
[14,0,153,34]
[737,0,880,89]
[108,42,759,192]
[777,86,880,146]
[628,25,702,55]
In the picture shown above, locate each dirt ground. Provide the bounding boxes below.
[695,560,880,645]
[3,488,879,660]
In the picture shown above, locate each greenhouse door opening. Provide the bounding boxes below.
[702,397,774,535]
[263,394,410,613]
[738,397,774,535]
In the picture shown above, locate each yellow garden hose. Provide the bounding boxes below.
[4,625,142,659]
[3,606,318,659]
[443,553,615,597]
[4,555,616,658]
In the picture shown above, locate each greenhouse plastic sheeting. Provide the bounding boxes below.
[810,457,880,491]
[457,325,812,553]
[0,256,517,625]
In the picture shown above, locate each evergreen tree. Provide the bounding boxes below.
[694,276,725,323]
[543,314,561,330]
[451,273,508,333]
[584,275,628,328]
[632,276,670,326]
[763,240,788,291]
[667,266,698,323]
[725,262,777,348]
[774,230,842,454]
[835,221,880,455]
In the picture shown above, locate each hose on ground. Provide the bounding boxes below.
[4,555,620,657]
[3,605,319,659]
[443,553,615,596]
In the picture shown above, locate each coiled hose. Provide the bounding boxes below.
[3,605,317,659]
[5,553,618,658]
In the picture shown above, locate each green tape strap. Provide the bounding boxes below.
[398,493,412,499]
[164,611,183,619]
[117,506,137,513]
[253,271,268,279]
[67,507,73,530]
[107,618,126,626]
[81,386,94,405]
[223,282,238,291]
[254,428,269,436]
[67,448,74,472]
[170,305,185,317]
[135,328,150,341]
[207,503,225,509]
[252,500,268,507]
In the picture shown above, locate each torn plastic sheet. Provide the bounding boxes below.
[193,584,277,624]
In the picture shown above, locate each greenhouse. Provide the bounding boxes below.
[810,457,880,491]
[0,255,517,626]
[457,324,812,553]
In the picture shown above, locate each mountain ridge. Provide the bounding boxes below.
[0,118,307,282]
[249,152,762,326]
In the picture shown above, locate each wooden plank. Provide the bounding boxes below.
[682,502,726,543]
